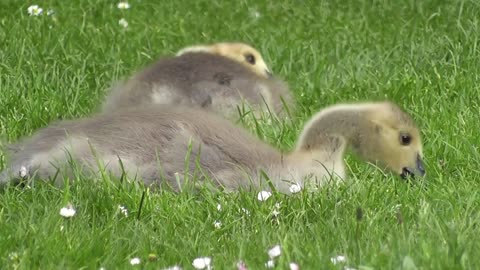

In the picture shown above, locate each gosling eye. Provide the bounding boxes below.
[244,54,256,65]
[400,133,412,146]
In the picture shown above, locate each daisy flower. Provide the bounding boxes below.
[289,262,300,270]
[59,204,76,218]
[192,257,212,270]
[240,207,251,216]
[268,245,281,258]
[117,2,131,9]
[265,260,275,268]
[118,18,128,28]
[257,190,272,201]
[162,266,182,270]
[289,183,302,194]
[27,5,43,16]
[118,205,129,217]
[130,257,141,265]
[330,255,347,264]
[236,261,248,270]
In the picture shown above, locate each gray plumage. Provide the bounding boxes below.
[1,102,425,193]
[101,52,293,118]
[1,106,284,192]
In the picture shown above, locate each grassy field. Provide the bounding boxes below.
[1,0,480,269]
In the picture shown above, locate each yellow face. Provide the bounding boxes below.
[364,105,425,179]
[176,42,272,78]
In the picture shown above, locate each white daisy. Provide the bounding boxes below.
[118,205,129,217]
[118,18,128,28]
[213,220,222,229]
[130,257,141,265]
[192,257,212,269]
[236,261,248,270]
[265,260,275,268]
[330,255,347,264]
[240,208,251,216]
[19,166,28,178]
[162,266,182,270]
[272,202,281,217]
[268,245,281,258]
[27,5,43,16]
[289,262,300,270]
[257,190,272,201]
[289,183,302,194]
[59,204,76,218]
[117,2,131,9]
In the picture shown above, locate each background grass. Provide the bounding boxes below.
[0,0,479,269]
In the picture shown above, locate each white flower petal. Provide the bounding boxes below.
[241,208,251,216]
[117,2,131,9]
[118,18,128,28]
[118,205,129,217]
[216,203,222,211]
[130,257,141,265]
[257,190,272,201]
[289,183,302,194]
[330,255,347,264]
[192,257,211,269]
[27,5,43,16]
[19,166,27,178]
[213,220,222,229]
[59,205,76,218]
[289,262,300,270]
[268,245,281,258]
[162,266,182,270]
[236,261,248,270]
[265,260,275,268]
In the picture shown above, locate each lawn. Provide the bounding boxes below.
[1,0,480,269]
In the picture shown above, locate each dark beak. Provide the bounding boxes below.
[266,70,273,78]
[400,154,426,180]
[416,154,426,176]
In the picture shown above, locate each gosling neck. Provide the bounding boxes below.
[295,107,372,156]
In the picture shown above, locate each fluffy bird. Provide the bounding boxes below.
[102,42,294,119]
[0,101,425,193]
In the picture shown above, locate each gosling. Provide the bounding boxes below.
[101,42,294,119]
[0,101,425,194]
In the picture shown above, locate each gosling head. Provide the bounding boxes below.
[176,42,272,78]
[358,102,425,179]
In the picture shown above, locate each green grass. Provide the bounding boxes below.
[1,0,480,269]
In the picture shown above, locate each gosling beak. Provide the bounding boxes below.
[416,154,426,176]
[265,69,273,78]
[400,154,426,179]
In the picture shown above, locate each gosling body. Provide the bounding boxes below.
[102,43,293,119]
[1,102,425,193]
